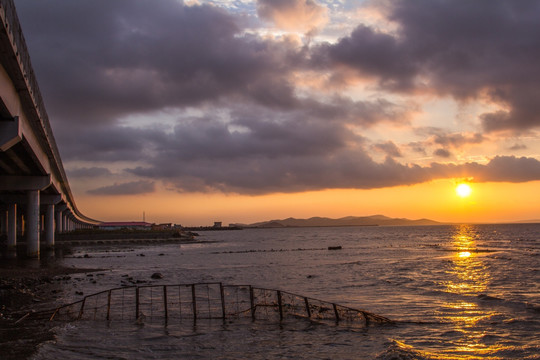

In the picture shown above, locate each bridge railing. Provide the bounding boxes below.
[32,283,391,327]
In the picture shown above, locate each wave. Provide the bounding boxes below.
[376,340,433,360]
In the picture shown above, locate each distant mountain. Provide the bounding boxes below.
[512,219,540,224]
[234,215,443,228]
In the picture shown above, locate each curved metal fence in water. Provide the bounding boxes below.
[26,283,391,327]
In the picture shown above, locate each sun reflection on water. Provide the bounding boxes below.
[435,225,507,358]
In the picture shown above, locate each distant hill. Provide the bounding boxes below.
[233,215,443,228]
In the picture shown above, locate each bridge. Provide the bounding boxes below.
[0,0,99,258]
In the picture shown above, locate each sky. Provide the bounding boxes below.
[15,0,540,225]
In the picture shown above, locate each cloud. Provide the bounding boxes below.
[414,128,485,151]
[67,167,112,178]
[257,0,329,34]
[17,0,303,127]
[14,0,540,199]
[373,141,403,158]
[474,156,540,182]
[509,143,527,151]
[432,133,484,148]
[121,118,540,193]
[313,0,540,132]
[87,180,155,195]
[434,149,451,158]
[430,156,540,183]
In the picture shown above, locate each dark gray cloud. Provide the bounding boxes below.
[67,167,112,178]
[473,156,540,182]
[119,120,540,193]
[509,143,527,151]
[87,180,155,195]
[373,141,403,158]
[58,126,166,162]
[434,149,452,158]
[16,0,301,126]
[414,128,485,150]
[430,156,540,183]
[13,0,540,197]
[432,133,484,148]
[314,0,540,132]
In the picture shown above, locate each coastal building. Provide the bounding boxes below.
[152,223,172,230]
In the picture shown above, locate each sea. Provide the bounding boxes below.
[30,224,539,359]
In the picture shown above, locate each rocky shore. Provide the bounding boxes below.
[0,264,101,359]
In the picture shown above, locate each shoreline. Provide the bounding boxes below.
[0,263,102,360]
[0,263,102,318]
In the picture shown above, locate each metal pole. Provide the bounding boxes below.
[163,286,168,322]
[362,311,370,326]
[219,283,226,319]
[78,298,86,320]
[191,284,197,320]
[249,286,256,320]
[106,290,111,320]
[333,303,340,323]
[136,287,140,319]
[304,297,311,318]
[277,290,283,320]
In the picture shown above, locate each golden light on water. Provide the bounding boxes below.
[435,225,505,358]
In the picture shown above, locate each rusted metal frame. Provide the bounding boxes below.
[44,283,391,325]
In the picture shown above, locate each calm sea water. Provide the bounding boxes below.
[32,224,539,359]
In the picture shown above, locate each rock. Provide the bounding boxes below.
[151,272,163,279]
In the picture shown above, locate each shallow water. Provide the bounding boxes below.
[32,224,539,359]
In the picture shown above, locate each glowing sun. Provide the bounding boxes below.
[456,183,472,198]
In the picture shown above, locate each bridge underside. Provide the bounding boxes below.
[0,0,99,258]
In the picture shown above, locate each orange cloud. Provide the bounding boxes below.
[257,0,329,34]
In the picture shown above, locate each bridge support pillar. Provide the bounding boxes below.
[26,189,40,258]
[0,209,6,236]
[45,203,54,248]
[55,209,63,234]
[7,203,17,255]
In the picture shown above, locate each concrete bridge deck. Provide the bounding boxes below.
[0,0,99,258]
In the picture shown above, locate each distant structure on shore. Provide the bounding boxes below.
[98,222,177,231]
[98,222,154,231]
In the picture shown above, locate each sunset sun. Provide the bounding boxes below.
[456,183,472,198]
